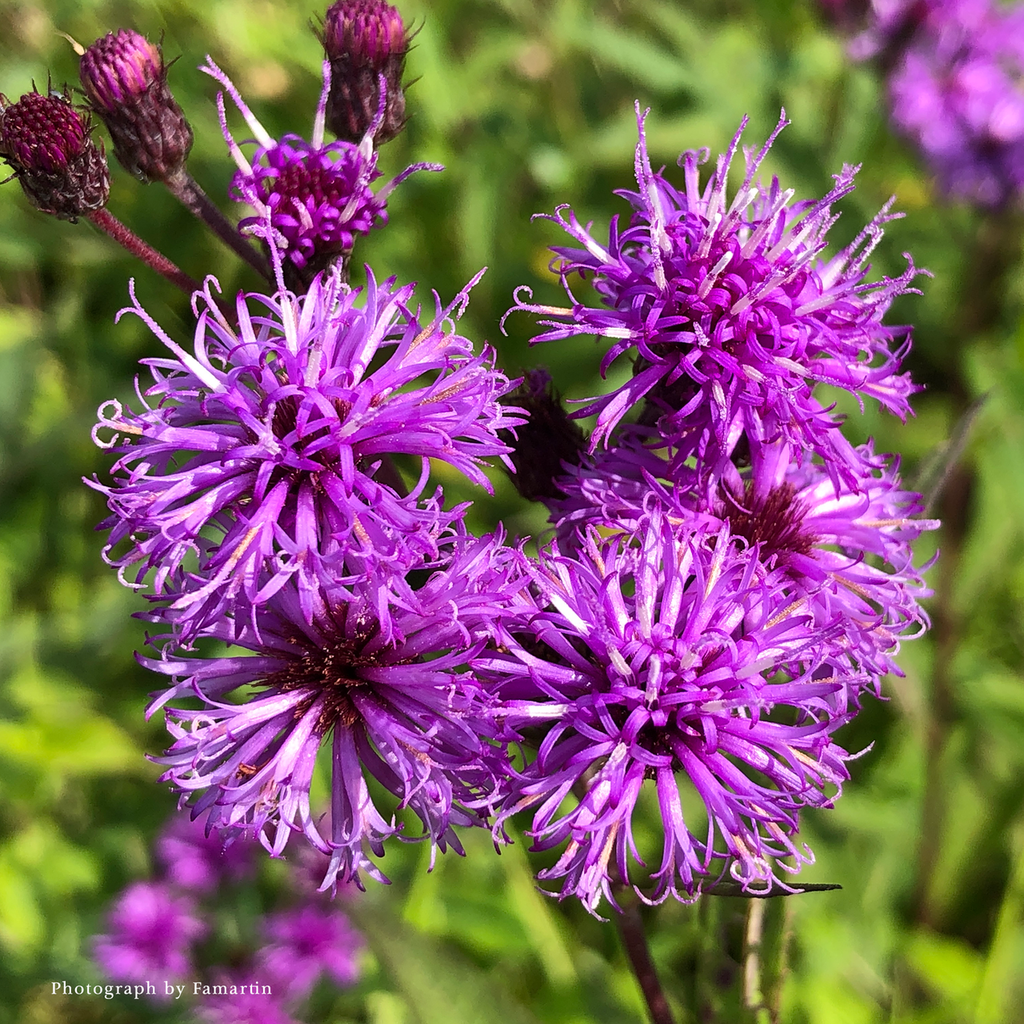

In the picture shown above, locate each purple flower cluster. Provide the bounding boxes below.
[830,0,1024,207]
[93,880,207,995]
[487,108,936,911]
[86,5,535,891]
[82,0,935,917]
[93,813,363,1021]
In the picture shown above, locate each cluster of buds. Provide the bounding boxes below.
[2,1,412,288]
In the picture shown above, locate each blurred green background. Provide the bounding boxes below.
[2,0,1024,1021]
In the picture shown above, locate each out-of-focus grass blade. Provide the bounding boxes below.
[347,894,542,1024]
[913,392,988,515]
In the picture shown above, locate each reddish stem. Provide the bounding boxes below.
[165,169,271,281]
[86,207,200,296]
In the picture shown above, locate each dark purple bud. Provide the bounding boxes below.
[320,0,408,144]
[80,29,193,183]
[501,368,587,502]
[0,87,110,220]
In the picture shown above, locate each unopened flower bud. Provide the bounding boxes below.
[0,87,110,220]
[320,0,408,143]
[501,369,586,502]
[80,29,193,182]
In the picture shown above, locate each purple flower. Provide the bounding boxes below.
[257,903,363,999]
[156,812,254,892]
[822,0,931,61]
[505,106,922,480]
[145,531,531,890]
[547,430,937,690]
[91,267,522,640]
[93,881,206,995]
[477,508,856,914]
[204,56,438,282]
[888,0,1024,206]
[197,971,299,1024]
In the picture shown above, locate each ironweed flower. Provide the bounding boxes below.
[506,107,922,481]
[548,432,936,691]
[91,266,522,640]
[0,87,109,220]
[478,508,856,914]
[80,29,193,183]
[320,0,409,143]
[145,532,532,890]
[93,881,206,996]
[204,56,438,284]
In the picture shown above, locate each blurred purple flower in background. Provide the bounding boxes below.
[257,903,363,999]
[156,813,254,891]
[890,0,1024,205]
[93,881,206,995]
[826,0,1024,206]
[197,973,301,1024]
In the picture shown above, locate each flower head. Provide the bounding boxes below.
[80,29,194,182]
[320,0,409,143]
[91,267,522,640]
[506,107,922,482]
[477,508,856,914]
[0,87,109,220]
[93,881,206,995]
[204,56,437,285]
[548,432,936,691]
[197,971,300,1024]
[146,532,531,890]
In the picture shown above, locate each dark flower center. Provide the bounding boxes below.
[263,625,386,733]
[726,482,814,560]
[261,156,361,227]
[270,394,354,467]
[607,703,684,776]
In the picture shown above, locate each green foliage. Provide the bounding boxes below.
[2,0,1024,1021]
